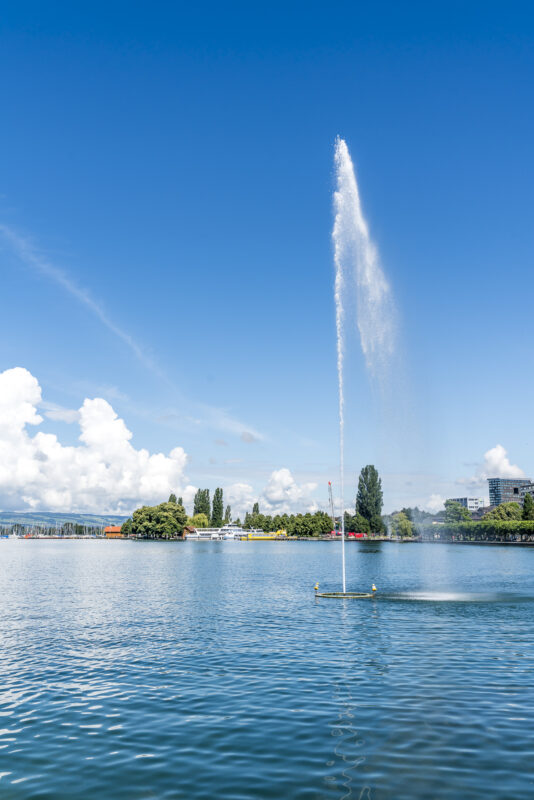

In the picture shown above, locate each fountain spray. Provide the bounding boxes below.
[332,137,396,593]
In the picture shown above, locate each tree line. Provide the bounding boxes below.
[385,494,534,539]
[120,464,389,539]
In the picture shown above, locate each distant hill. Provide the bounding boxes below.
[0,511,128,527]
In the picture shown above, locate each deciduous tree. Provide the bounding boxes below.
[188,512,209,529]
[194,489,210,518]
[390,511,414,538]
[132,501,187,539]
[484,502,522,521]
[211,488,224,527]
[523,493,534,521]
[444,500,471,523]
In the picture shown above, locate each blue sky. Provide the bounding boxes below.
[1,1,534,515]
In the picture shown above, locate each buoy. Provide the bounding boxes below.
[372,584,377,592]
[314,583,319,592]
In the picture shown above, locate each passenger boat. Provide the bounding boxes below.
[184,528,224,541]
[184,524,266,541]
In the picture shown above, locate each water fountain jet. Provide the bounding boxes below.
[318,136,396,598]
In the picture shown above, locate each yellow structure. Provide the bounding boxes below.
[245,529,288,541]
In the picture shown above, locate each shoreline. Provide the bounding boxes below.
[4,536,534,546]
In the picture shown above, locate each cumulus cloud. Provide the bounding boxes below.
[0,367,196,514]
[225,482,256,516]
[455,444,525,496]
[261,468,318,513]
[426,494,445,513]
[478,444,524,479]
[223,469,319,518]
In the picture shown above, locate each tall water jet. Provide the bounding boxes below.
[332,137,396,592]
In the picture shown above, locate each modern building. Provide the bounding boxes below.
[449,497,486,512]
[487,478,532,506]
[519,482,534,502]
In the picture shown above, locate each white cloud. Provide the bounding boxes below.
[261,468,318,513]
[40,401,80,424]
[1,226,266,447]
[223,469,319,518]
[478,444,524,479]
[454,444,525,497]
[225,482,255,517]
[0,367,196,514]
[426,494,445,513]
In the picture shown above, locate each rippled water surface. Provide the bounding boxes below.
[1,540,534,799]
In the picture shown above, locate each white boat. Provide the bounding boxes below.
[184,524,264,541]
[221,523,246,539]
[184,528,224,541]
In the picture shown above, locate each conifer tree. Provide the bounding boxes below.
[168,493,177,504]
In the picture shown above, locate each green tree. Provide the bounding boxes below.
[314,511,332,535]
[252,501,260,515]
[194,489,210,517]
[390,511,414,538]
[224,505,231,523]
[484,502,522,521]
[121,518,133,536]
[188,512,210,529]
[523,493,534,521]
[444,500,471,523]
[353,512,371,533]
[177,496,183,508]
[168,493,177,504]
[356,465,384,531]
[131,501,187,539]
[211,488,224,527]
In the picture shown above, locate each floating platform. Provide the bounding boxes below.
[315,591,373,599]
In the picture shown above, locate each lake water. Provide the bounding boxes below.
[1,540,534,799]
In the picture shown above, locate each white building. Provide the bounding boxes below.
[449,497,486,512]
